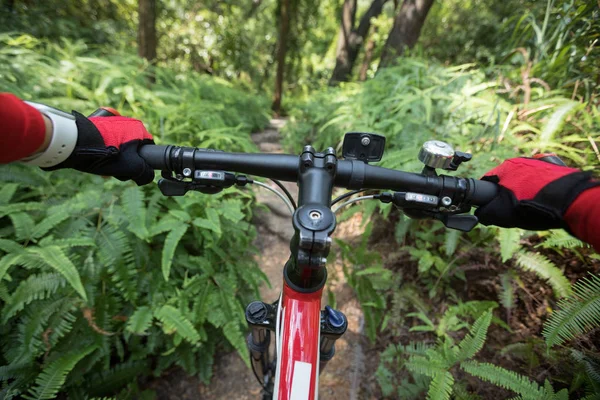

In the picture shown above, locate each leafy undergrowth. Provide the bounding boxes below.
[285,56,600,398]
[364,215,600,399]
[0,34,271,399]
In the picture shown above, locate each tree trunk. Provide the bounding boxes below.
[359,27,377,81]
[329,0,388,84]
[138,0,157,63]
[272,0,290,114]
[329,0,357,84]
[378,0,434,69]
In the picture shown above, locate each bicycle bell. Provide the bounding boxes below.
[418,140,455,169]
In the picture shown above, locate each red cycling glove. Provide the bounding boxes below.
[475,158,600,232]
[43,111,155,185]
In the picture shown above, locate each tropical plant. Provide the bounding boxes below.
[0,34,271,398]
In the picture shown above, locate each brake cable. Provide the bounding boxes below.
[332,195,378,213]
[251,180,295,215]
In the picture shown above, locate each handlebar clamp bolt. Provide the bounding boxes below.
[309,210,322,220]
[183,168,192,177]
[441,196,452,207]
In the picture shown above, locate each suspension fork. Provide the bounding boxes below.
[246,300,277,387]
[245,300,348,378]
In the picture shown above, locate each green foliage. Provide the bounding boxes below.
[25,346,96,400]
[460,360,568,400]
[543,274,600,347]
[515,251,572,298]
[0,34,268,398]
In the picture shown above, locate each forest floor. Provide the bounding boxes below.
[148,119,381,399]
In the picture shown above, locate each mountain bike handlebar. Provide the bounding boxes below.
[139,144,498,207]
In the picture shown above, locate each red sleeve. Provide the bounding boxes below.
[0,93,46,164]
[565,186,600,252]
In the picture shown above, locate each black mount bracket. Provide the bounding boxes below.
[342,132,386,163]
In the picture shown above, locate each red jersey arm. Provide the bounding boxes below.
[0,93,46,164]
[565,186,600,252]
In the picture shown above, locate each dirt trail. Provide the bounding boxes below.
[150,120,374,399]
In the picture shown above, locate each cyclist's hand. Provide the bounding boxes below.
[474,157,598,230]
[44,111,155,185]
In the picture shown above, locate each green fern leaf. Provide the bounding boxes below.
[0,238,24,254]
[25,346,96,400]
[31,210,70,239]
[515,251,571,298]
[87,360,148,397]
[121,186,149,240]
[460,361,543,399]
[161,225,188,281]
[406,355,447,378]
[154,305,200,344]
[95,222,131,267]
[427,371,454,400]
[28,246,87,301]
[0,182,19,205]
[445,230,460,257]
[9,212,35,241]
[540,230,585,249]
[149,216,180,237]
[498,229,521,262]
[2,273,66,322]
[0,202,44,218]
[457,311,492,361]
[223,321,250,368]
[126,306,153,334]
[0,253,23,282]
[543,274,600,347]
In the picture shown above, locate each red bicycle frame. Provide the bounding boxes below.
[273,282,323,400]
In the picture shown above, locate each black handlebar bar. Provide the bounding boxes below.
[139,144,498,207]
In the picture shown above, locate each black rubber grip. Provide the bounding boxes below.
[470,179,498,206]
[139,145,169,169]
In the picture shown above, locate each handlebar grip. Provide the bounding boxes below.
[470,179,499,206]
[139,145,170,169]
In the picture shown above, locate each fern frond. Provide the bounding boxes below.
[427,371,454,400]
[126,306,153,334]
[543,274,600,347]
[406,355,448,378]
[516,251,571,298]
[30,210,70,239]
[121,186,149,240]
[2,273,66,322]
[95,222,131,267]
[107,261,137,302]
[498,228,521,262]
[25,346,96,400]
[0,239,24,254]
[161,225,188,281]
[9,212,35,241]
[0,202,44,218]
[457,311,492,361]
[37,237,96,249]
[0,182,19,205]
[0,253,23,282]
[540,230,585,249]
[154,305,200,344]
[87,360,148,397]
[28,246,87,301]
[460,361,543,400]
[149,216,180,237]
